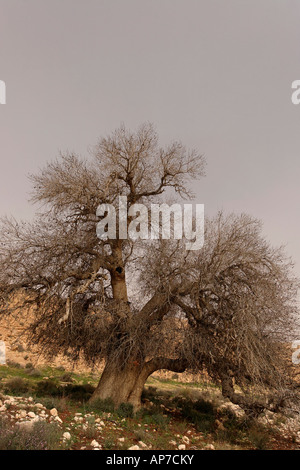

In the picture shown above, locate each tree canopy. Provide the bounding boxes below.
[0,123,298,411]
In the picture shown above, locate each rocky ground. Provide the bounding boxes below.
[0,363,300,450]
[0,394,206,451]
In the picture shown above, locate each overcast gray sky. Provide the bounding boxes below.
[0,0,300,276]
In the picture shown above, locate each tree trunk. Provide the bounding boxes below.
[90,356,188,411]
[90,360,149,410]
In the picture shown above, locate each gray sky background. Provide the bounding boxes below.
[0,0,300,277]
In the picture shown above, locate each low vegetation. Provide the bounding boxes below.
[0,363,298,450]
[0,419,62,451]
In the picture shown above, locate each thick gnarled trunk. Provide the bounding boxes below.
[90,356,188,411]
[90,360,150,410]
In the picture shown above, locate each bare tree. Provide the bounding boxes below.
[0,123,298,412]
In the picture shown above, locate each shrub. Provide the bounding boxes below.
[60,373,74,383]
[193,399,215,415]
[139,403,162,416]
[84,424,98,440]
[36,380,62,397]
[141,410,170,430]
[133,428,147,442]
[179,398,216,433]
[247,425,270,450]
[6,360,23,369]
[37,396,68,412]
[4,377,29,394]
[150,413,170,429]
[0,419,62,450]
[103,438,114,450]
[141,386,157,401]
[215,409,250,445]
[220,409,249,431]
[87,397,115,413]
[64,383,95,401]
[190,411,215,433]
[26,369,42,378]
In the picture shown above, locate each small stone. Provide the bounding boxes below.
[63,432,71,441]
[35,403,44,409]
[50,408,58,416]
[204,444,215,450]
[91,440,100,448]
[178,444,186,450]
[74,416,84,422]
[182,436,190,444]
[128,445,140,450]
[27,412,36,419]
[118,437,125,442]
[138,441,147,448]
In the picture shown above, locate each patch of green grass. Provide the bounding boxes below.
[174,419,191,435]
[176,397,216,433]
[141,410,170,430]
[86,397,115,414]
[146,432,174,450]
[0,365,28,380]
[117,402,134,419]
[26,369,42,378]
[102,437,115,450]
[147,375,220,390]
